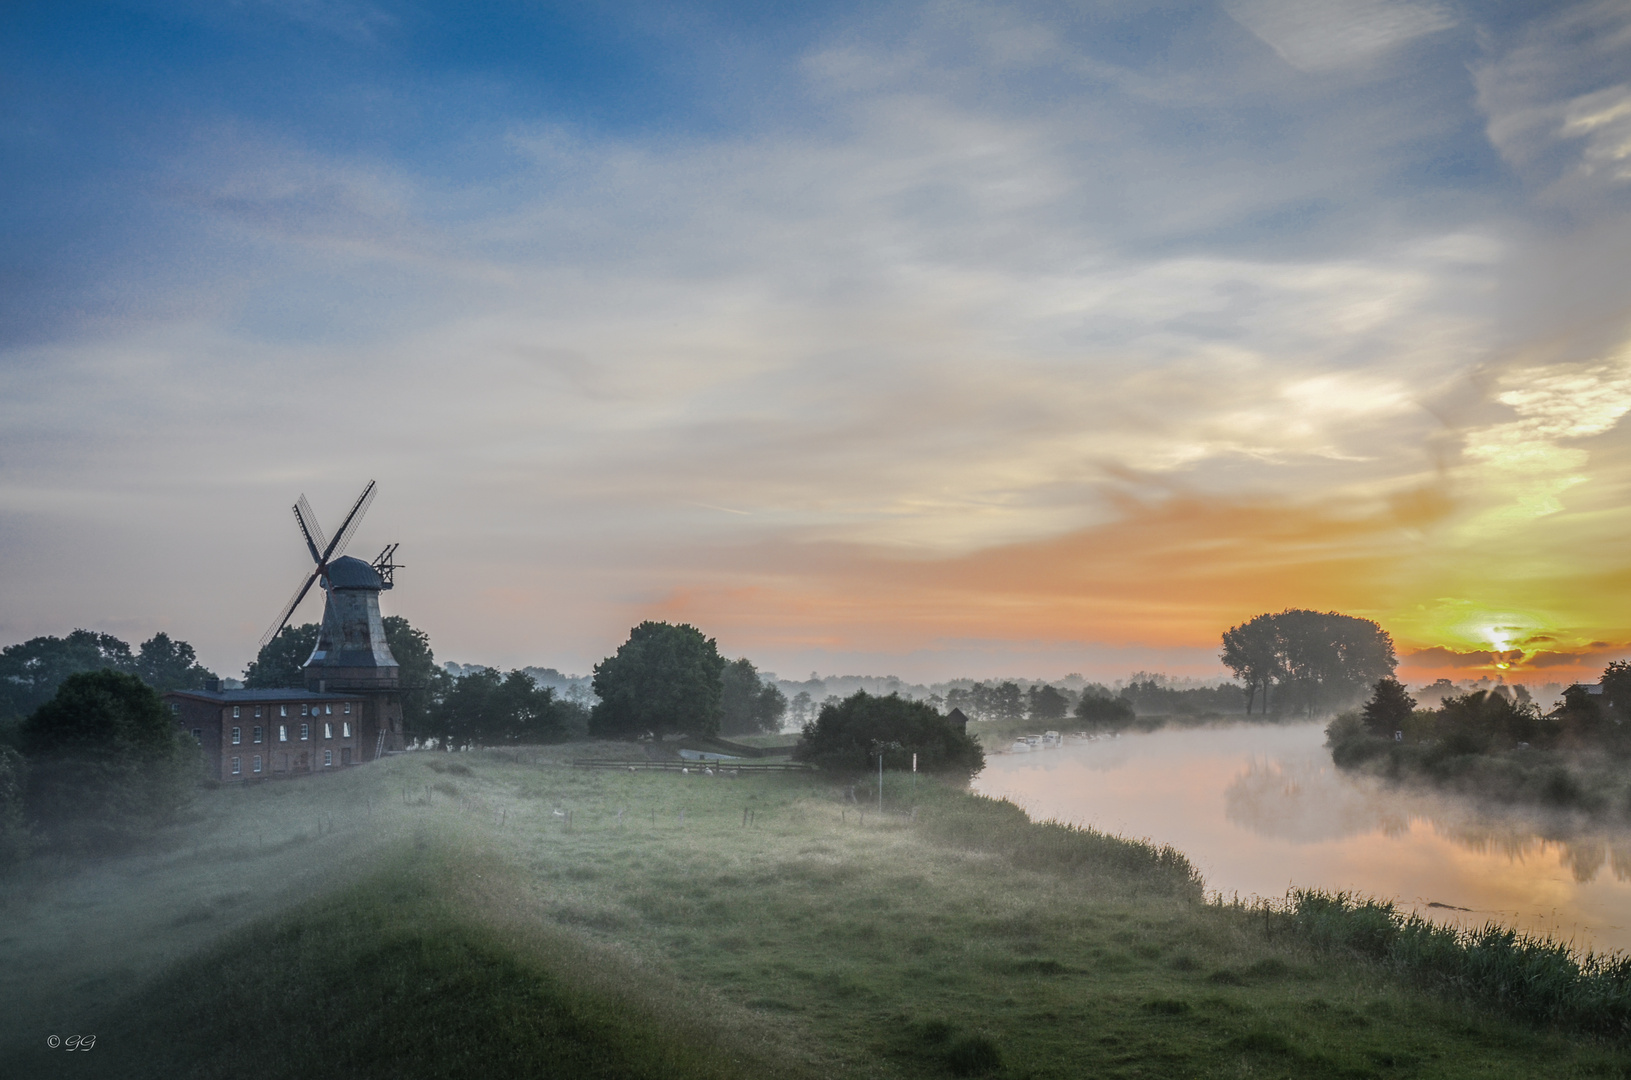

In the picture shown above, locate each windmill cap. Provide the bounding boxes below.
[325,554,385,590]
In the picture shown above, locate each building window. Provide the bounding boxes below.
[344,702,351,715]
[300,723,310,740]
[280,705,288,717]
[279,725,288,742]
[322,722,332,739]
[253,755,262,773]
[325,704,333,715]
[342,722,351,738]
[191,728,202,742]
[231,727,241,745]
[230,756,241,775]
[255,705,262,718]
[253,726,263,744]
[323,750,333,767]
[170,703,179,713]
[232,705,240,718]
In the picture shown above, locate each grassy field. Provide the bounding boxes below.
[3,747,1628,1078]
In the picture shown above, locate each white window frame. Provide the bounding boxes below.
[232,705,240,718]
[325,704,332,715]
[231,726,241,745]
[253,726,263,743]
[279,725,288,742]
[252,755,262,774]
[344,702,351,715]
[300,723,310,741]
[323,750,333,767]
[280,705,288,717]
[255,705,262,718]
[230,756,241,775]
[342,722,351,738]
[324,722,333,739]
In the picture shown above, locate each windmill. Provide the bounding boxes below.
[260,480,405,702]
[261,481,400,649]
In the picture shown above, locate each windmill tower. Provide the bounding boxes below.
[261,481,407,759]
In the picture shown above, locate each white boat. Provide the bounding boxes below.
[1009,740,1032,753]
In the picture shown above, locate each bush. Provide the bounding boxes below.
[793,692,984,779]
[19,670,200,851]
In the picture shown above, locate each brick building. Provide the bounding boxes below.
[166,687,366,782]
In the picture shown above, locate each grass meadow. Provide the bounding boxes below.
[2,746,1628,1078]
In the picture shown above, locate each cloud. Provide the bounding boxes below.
[1225,0,1455,73]
[3,1,1631,679]
[1473,0,1631,205]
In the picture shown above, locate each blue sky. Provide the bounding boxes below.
[4,1,1631,682]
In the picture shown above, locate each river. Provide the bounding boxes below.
[972,721,1631,955]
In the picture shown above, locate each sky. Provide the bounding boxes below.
[3,0,1631,685]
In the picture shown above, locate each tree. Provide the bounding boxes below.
[719,658,788,735]
[1219,610,1396,716]
[788,690,815,729]
[382,616,442,735]
[589,622,726,740]
[1075,693,1134,729]
[792,691,984,779]
[1360,678,1415,738]
[1026,684,1069,723]
[0,630,136,727]
[243,623,319,688]
[1434,690,1547,755]
[134,632,217,693]
[436,668,567,745]
[19,670,199,850]
[1221,615,1283,714]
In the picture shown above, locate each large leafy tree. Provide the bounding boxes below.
[19,670,199,850]
[589,622,726,740]
[0,630,136,726]
[1220,610,1396,716]
[719,658,788,735]
[382,616,443,734]
[1075,693,1135,729]
[243,623,319,688]
[1,630,216,730]
[436,668,567,745]
[1220,615,1284,714]
[793,691,984,779]
[135,632,217,693]
[1027,684,1070,723]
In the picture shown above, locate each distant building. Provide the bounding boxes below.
[946,708,969,733]
[166,687,366,782]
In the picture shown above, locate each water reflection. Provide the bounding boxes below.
[1222,756,1631,885]
[974,721,1631,953]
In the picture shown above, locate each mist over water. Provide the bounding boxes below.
[974,722,1631,955]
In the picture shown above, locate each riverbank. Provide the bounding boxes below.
[3,746,1627,1078]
